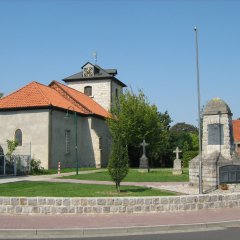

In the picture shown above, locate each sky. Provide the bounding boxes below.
[1,0,240,126]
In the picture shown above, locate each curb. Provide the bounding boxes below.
[1,220,240,239]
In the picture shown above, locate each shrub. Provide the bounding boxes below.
[30,158,44,174]
[183,151,198,168]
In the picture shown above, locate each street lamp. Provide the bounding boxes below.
[194,27,203,194]
[65,106,79,175]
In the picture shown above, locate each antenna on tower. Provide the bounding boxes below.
[92,51,98,65]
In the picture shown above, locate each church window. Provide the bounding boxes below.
[84,86,92,96]
[15,129,22,146]
[115,88,118,98]
[65,130,71,154]
[99,137,102,150]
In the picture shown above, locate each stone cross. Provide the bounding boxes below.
[140,140,149,157]
[173,147,182,159]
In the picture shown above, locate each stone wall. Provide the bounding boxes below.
[202,114,233,159]
[67,80,111,111]
[1,193,240,215]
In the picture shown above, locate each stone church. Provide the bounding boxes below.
[0,62,126,169]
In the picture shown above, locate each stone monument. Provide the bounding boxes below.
[173,147,183,175]
[189,98,240,190]
[139,140,149,172]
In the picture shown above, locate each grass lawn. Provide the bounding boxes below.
[0,181,177,197]
[62,168,189,182]
[30,167,97,175]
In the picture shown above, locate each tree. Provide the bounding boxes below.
[170,122,198,134]
[108,138,129,192]
[108,90,171,167]
[6,139,18,157]
[0,93,3,98]
[169,122,199,167]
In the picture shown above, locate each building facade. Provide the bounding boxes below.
[0,62,126,170]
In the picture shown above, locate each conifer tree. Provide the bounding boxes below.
[108,138,129,192]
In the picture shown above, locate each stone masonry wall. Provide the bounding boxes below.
[1,193,240,215]
[202,114,233,159]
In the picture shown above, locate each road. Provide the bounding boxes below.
[4,228,240,240]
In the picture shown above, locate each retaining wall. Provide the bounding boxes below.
[1,193,240,215]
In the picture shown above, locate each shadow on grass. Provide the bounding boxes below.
[120,187,151,193]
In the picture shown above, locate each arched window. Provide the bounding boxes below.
[15,129,22,146]
[84,86,92,96]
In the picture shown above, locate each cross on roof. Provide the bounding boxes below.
[140,140,149,157]
[173,147,182,159]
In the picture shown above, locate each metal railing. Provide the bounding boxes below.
[0,155,31,176]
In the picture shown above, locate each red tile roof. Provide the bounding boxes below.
[233,120,240,143]
[0,81,110,118]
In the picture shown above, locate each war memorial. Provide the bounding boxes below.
[189,98,240,190]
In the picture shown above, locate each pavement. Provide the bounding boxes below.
[1,172,240,238]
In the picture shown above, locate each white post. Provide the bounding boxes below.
[58,162,61,175]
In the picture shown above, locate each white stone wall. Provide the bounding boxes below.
[1,193,240,215]
[111,80,123,109]
[202,114,233,159]
[50,111,110,169]
[67,80,111,111]
[0,110,50,169]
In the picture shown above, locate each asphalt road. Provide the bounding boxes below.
[5,228,240,240]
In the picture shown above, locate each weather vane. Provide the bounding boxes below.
[92,51,98,65]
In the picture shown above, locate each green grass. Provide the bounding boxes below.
[62,168,189,182]
[0,181,177,197]
[30,168,97,175]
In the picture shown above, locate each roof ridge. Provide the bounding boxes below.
[49,81,92,114]
[94,64,111,76]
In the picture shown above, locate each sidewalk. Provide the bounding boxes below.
[1,207,240,238]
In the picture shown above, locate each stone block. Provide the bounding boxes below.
[97,199,106,205]
[3,198,10,205]
[20,198,28,205]
[0,206,7,213]
[11,198,19,206]
[28,198,37,206]
[62,199,71,206]
[93,207,102,213]
[72,199,81,206]
[114,199,123,206]
[145,198,153,205]
[55,199,62,206]
[103,206,110,213]
[84,207,92,213]
[76,207,83,213]
[38,198,47,205]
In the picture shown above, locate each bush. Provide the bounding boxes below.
[183,151,198,168]
[30,158,44,174]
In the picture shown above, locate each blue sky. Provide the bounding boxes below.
[1,0,240,126]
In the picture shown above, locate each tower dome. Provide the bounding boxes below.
[204,98,232,115]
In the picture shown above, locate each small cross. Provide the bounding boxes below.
[173,147,182,159]
[140,140,149,157]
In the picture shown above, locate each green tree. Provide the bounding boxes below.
[108,138,129,192]
[0,93,3,98]
[6,139,18,157]
[169,122,199,167]
[108,90,171,167]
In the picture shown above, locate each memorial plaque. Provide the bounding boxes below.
[208,124,224,145]
[219,165,240,184]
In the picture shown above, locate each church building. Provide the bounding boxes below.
[0,62,126,169]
